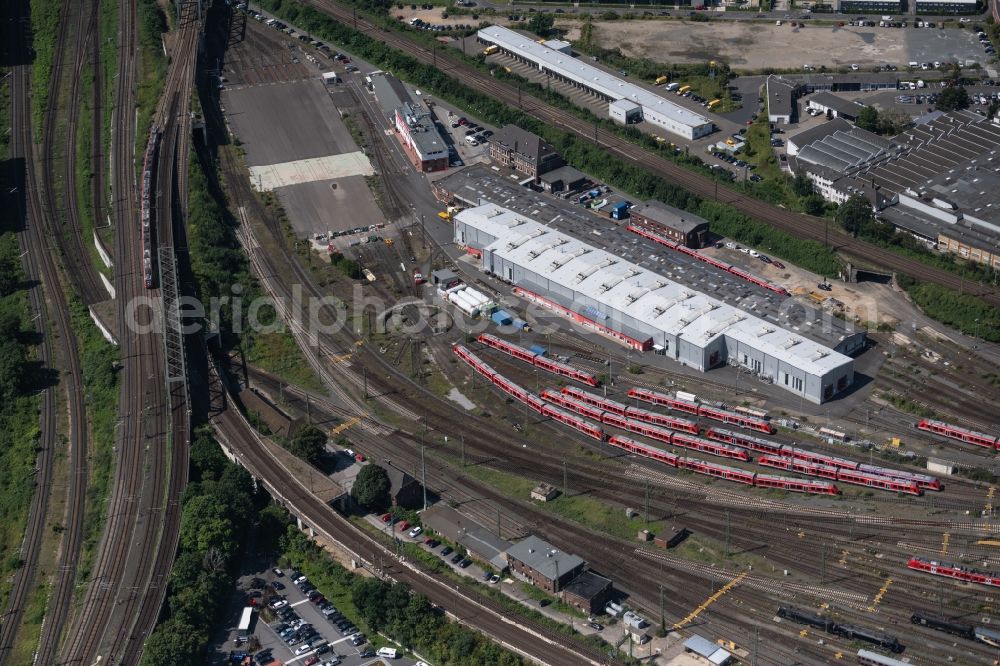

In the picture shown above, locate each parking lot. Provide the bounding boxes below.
[222,566,423,666]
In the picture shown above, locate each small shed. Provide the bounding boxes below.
[431,268,460,288]
[683,634,733,665]
[322,71,340,86]
[927,457,955,475]
[609,99,642,125]
[531,483,560,502]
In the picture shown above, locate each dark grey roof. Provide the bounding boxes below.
[562,570,611,599]
[370,73,409,117]
[491,125,559,166]
[538,165,588,185]
[788,118,853,151]
[378,461,417,496]
[505,535,584,581]
[797,128,897,173]
[809,91,866,117]
[766,75,797,117]
[630,200,709,233]
[422,504,512,567]
[398,101,447,158]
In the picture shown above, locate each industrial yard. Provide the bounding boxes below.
[7,0,1000,664]
[579,19,988,70]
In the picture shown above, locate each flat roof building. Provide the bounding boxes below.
[505,535,585,593]
[421,504,512,571]
[537,165,589,194]
[766,76,799,124]
[561,571,613,615]
[371,73,448,172]
[628,200,710,249]
[477,26,714,141]
[915,0,977,13]
[488,124,563,178]
[839,0,902,14]
[455,204,857,403]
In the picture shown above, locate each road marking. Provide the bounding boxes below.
[291,598,309,607]
[867,578,893,613]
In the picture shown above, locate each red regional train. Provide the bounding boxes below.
[560,386,700,434]
[758,456,922,495]
[609,436,839,496]
[542,390,748,462]
[918,419,999,450]
[477,334,599,387]
[629,387,775,434]
[140,127,161,289]
[908,556,1000,588]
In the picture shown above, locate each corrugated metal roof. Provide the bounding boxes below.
[478,26,711,131]
[458,204,853,376]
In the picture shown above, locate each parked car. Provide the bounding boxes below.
[451,552,464,564]
[295,644,313,656]
[772,261,785,269]
[270,581,285,590]
[408,526,423,539]
[489,574,500,584]
[459,558,472,568]
[440,546,453,557]
[272,568,284,577]
[590,622,604,631]
[269,599,288,610]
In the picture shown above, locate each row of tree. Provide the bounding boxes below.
[140,427,262,666]
[279,526,525,664]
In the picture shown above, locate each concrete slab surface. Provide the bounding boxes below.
[275,175,386,237]
[249,152,374,189]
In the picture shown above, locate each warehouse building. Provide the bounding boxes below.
[505,535,586,593]
[796,112,1000,268]
[488,124,564,178]
[806,92,867,122]
[915,0,977,12]
[455,204,857,404]
[627,200,710,249]
[371,73,449,172]
[839,0,902,13]
[477,26,714,141]
[766,76,799,124]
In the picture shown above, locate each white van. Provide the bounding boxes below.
[376,647,399,659]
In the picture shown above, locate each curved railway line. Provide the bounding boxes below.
[211,13,999,664]
[302,0,1000,310]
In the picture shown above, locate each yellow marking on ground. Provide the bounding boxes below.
[672,571,749,630]
[329,352,353,364]
[834,652,844,660]
[977,540,1000,547]
[355,339,365,347]
[797,530,806,539]
[799,629,809,637]
[839,549,849,566]
[942,532,950,555]
[330,416,362,436]
[868,578,893,613]
[986,486,995,519]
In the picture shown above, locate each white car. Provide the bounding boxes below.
[295,644,313,655]
[739,247,751,254]
[749,249,760,258]
[408,526,423,539]
[294,575,308,584]
[269,599,288,610]
[725,241,736,249]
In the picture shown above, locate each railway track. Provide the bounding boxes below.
[0,0,93,661]
[299,0,1000,310]
[211,15,999,663]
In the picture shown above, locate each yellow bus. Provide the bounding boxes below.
[483,45,499,56]
[677,84,691,95]
[707,99,722,109]
[655,75,669,85]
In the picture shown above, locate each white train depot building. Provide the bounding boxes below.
[454,204,858,404]
[477,26,715,142]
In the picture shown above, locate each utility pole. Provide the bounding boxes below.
[821,542,826,584]
[496,503,501,537]
[363,366,368,399]
[563,461,568,497]
[659,584,665,631]
[306,394,312,425]
[421,214,426,249]
[752,627,759,666]
[421,445,427,511]
[461,435,466,466]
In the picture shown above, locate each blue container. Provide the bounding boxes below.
[529,344,547,357]
[511,318,528,331]
[491,310,513,326]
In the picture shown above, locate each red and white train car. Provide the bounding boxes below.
[759,456,921,495]
[540,403,605,441]
[562,386,629,416]
[917,419,999,450]
[705,428,786,456]
[628,387,701,415]
[476,334,599,386]
[627,388,774,433]
[627,405,700,434]
[453,344,497,381]
[908,556,1000,588]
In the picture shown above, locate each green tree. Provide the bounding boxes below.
[792,171,814,197]
[836,195,875,236]
[802,194,826,216]
[855,105,879,132]
[351,464,391,512]
[140,619,203,666]
[179,495,237,558]
[527,13,555,38]
[936,86,970,112]
[875,107,909,135]
[288,425,327,465]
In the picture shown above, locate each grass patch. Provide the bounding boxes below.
[68,298,119,587]
[135,0,167,175]
[29,0,62,143]
[8,580,50,664]
[74,48,108,278]
[245,330,325,393]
